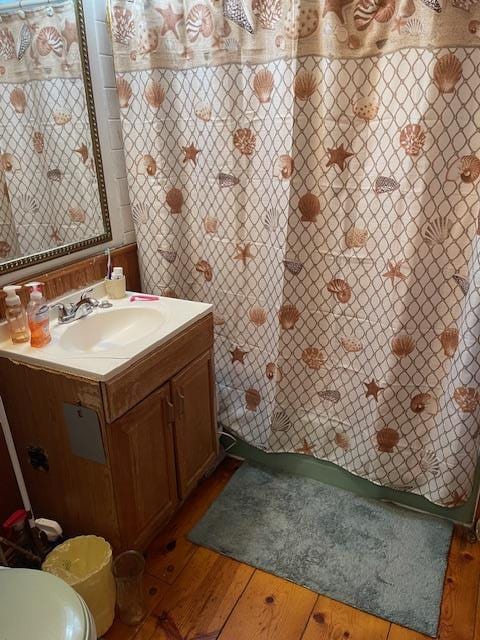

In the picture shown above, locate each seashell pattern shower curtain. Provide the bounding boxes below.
[110,0,480,507]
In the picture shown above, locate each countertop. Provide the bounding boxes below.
[0,283,212,381]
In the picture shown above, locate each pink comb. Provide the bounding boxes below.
[129,294,161,302]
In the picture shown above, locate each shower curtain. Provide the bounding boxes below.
[110,0,480,507]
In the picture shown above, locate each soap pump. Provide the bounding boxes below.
[26,282,51,348]
[3,285,29,344]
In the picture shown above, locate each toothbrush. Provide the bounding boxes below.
[105,248,112,279]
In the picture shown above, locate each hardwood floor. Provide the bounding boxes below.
[105,457,480,640]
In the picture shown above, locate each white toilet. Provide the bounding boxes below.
[0,567,96,639]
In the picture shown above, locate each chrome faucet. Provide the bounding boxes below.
[52,289,100,324]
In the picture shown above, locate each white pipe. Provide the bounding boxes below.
[0,395,35,526]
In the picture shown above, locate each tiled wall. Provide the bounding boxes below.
[90,0,135,245]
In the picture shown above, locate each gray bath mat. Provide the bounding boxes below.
[188,463,453,637]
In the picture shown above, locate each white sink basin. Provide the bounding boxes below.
[59,307,164,353]
[0,284,212,380]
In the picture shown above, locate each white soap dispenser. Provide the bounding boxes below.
[3,285,29,344]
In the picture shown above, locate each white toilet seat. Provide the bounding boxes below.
[0,567,96,639]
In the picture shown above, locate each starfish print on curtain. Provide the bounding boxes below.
[156,4,183,37]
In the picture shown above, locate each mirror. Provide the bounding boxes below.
[0,0,111,273]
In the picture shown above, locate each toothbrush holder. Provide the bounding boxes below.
[105,276,126,299]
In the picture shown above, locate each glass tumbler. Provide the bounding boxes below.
[112,550,146,625]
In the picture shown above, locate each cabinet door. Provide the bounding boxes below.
[107,384,178,550]
[171,350,218,499]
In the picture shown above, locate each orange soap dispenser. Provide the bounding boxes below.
[26,282,51,348]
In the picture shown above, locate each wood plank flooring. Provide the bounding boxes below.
[105,457,480,640]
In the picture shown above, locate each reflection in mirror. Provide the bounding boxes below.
[0,0,111,273]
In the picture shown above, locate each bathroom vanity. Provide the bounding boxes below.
[0,286,217,551]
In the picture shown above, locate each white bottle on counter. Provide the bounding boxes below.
[111,267,124,280]
[3,285,29,344]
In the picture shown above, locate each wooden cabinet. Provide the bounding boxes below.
[0,314,218,552]
[107,385,178,550]
[172,351,217,499]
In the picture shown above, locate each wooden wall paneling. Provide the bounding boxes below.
[0,243,140,319]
